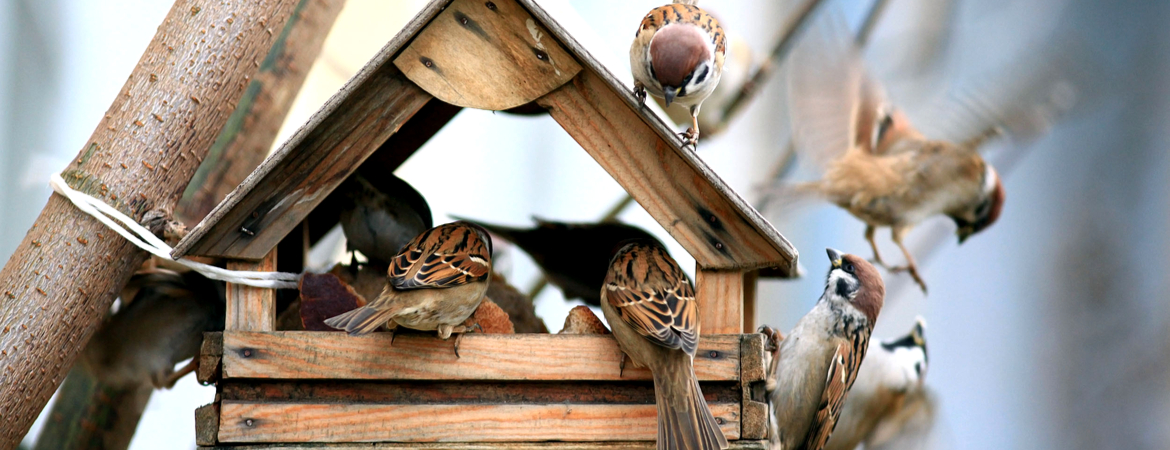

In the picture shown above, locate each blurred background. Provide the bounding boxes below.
[3,0,1165,448]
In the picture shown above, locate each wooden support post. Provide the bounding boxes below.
[0,1,297,445]
[743,270,758,332]
[695,266,745,334]
[226,249,278,331]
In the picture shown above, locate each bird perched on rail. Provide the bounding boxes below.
[325,221,492,354]
[767,248,885,450]
[82,269,225,389]
[337,173,432,266]
[631,0,726,147]
[781,18,1006,293]
[823,317,929,450]
[601,241,729,450]
[454,217,662,306]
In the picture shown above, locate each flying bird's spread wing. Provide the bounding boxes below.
[388,222,491,290]
[804,336,870,450]
[603,243,699,356]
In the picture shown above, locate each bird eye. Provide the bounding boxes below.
[843,262,855,274]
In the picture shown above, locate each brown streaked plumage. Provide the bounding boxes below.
[601,242,728,450]
[324,221,492,350]
[768,248,885,450]
[631,2,726,146]
[782,17,1006,293]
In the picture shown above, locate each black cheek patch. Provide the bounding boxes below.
[694,65,709,84]
[835,277,850,298]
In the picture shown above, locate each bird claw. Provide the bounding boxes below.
[680,128,699,148]
[633,84,647,104]
[888,265,928,294]
[619,352,628,377]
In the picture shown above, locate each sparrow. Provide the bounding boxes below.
[601,241,729,450]
[783,18,1005,293]
[324,221,492,354]
[338,173,433,265]
[82,269,225,389]
[657,19,752,139]
[453,217,662,306]
[768,248,885,450]
[631,0,726,146]
[823,317,928,450]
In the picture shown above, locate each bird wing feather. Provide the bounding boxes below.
[388,222,491,290]
[604,245,699,356]
[802,334,870,450]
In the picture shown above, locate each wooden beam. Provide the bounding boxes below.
[0,1,299,445]
[198,332,225,385]
[173,0,453,260]
[695,267,745,334]
[196,403,221,447]
[218,402,740,443]
[395,0,581,110]
[739,333,769,440]
[197,442,770,450]
[226,250,278,331]
[177,0,348,225]
[537,70,793,272]
[743,270,758,332]
[219,380,740,404]
[220,332,743,381]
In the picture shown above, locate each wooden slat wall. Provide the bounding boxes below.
[225,249,278,331]
[218,402,741,443]
[199,440,769,449]
[221,332,741,381]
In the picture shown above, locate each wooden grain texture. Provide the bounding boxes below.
[219,380,741,404]
[743,270,758,332]
[31,366,152,450]
[740,333,769,440]
[221,332,741,381]
[173,0,454,260]
[0,1,298,445]
[519,0,797,276]
[695,268,745,334]
[226,249,278,331]
[394,0,580,110]
[198,332,225,384]
[537,70,793,273]
[178,0,348,224]
[197,402,222,447]
[197,441,769,450]
[218,402,740,443]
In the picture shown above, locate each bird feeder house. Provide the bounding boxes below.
[176,0,799,448]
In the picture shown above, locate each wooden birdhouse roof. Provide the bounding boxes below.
[172,0,799,277]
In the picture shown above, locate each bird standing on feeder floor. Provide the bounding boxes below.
[767,248,885,450]
[324,221,492,356]
[82,269,225,389]
[600,241,729,450]
[337,173,433,266]
[630,0,726,147]
[822,317,929,450]
[453,217,662,307]
[780,18,1006,293]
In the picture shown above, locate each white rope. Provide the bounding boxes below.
[49,173,300,289]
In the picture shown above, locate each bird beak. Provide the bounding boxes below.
[956,227,974,245]
[826,248,843,268]
[663,86,678,107]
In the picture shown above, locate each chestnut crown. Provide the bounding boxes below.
[824,248,885,324]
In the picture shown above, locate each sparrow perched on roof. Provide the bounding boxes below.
[783,18,1005,293]
[82,269,225,389]
[337,173,432,265]
[768,248,885,450]
[601,241,729,450]
[325,221,492,354]
[631,0,726,146]
[823,317,928,450]
[454,217,662,306]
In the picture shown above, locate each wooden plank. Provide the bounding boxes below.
[196,403,221,447]
[218,402,741,443]
[740,334,769,440]
[225,250,278,331]
[219,380,741,404]
[198,440,770,449]
[537,70,794,273]
[395,0,581,110]
[198,332,225,384]
[743,270,758,332]
[173,0,453,260]
[694,267,744,334]
[519,0,797,276]
[221,332,741,381]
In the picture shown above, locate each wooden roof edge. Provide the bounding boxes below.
[517,0,799,276]
[172,0,451,259]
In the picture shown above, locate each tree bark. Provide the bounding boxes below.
[178,0,348,225]
[27,1,345,448]
[0,0,298,446]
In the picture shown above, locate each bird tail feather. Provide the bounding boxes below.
[323,291,401,336]
[654,359,729,450]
